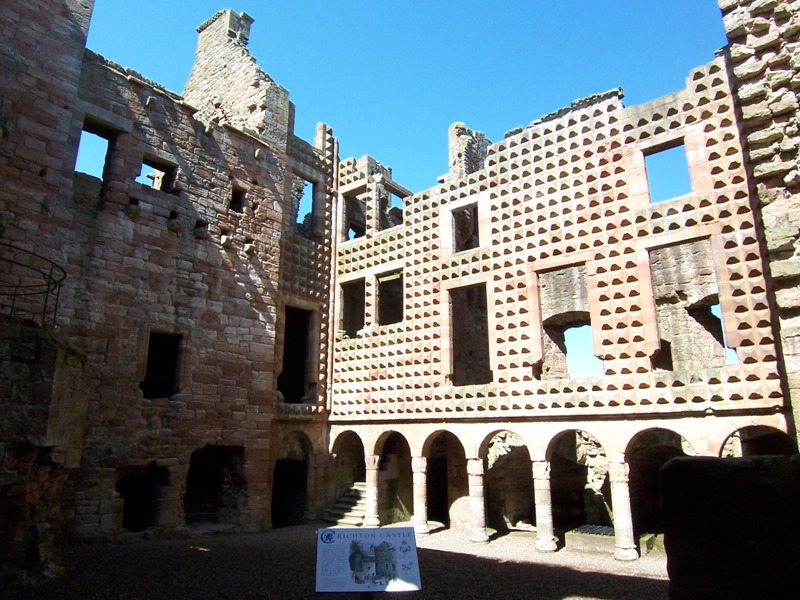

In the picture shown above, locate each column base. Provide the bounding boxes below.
[413,521,430,535]
[469,528,490,543]
[364,517,381,527]
[614,546,639,561]
[535,536,558,552]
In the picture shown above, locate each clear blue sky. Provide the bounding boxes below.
[86,1,727,195]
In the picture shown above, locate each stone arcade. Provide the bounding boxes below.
[2,0,800,585]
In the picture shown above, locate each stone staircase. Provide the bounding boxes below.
[324,482,367,526]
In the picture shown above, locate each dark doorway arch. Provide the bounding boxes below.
[271,432,312,528]
[184,445,247,525]
[548,429,611,533]
[378,432,413,525]
[116,463,169,532]
[333,431,366,499]
[721,425,796,457]
[484,431,535,533]
[627,428,693,537]
[426,432,467,527]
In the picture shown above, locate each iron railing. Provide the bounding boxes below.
[0,241,66,327]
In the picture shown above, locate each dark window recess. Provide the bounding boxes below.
[378,272,403,325]
[453,204,479,252]
[451,283,492,385]
[230,188,245,213]
[644,142,691,203]
[342,279,366,338]
[277,306,312,404]
[137,157,178,194]
[139,332,181,399]
[345,194,366,240]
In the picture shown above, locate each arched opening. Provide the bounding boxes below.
[271,432,311,528]
[426,432,467,528]
[378,432,413,525]
[115,463,169,532]
[325,432,367,526]
[484,431,535,533]
[721,426,797,457]
[184,445,247,526]
[627,429,694,538]
[549,430,612,536]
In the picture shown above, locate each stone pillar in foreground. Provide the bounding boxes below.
[532,460,558,552]
[610,462,638,561]
[467,458,489,543]
[364,454,381,527]
[412,456,430,534]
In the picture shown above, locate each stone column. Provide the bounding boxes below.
[467,458,489,543]
[364,454,381,527]
[609,462,638,561]
[303,454,317,522]
[532,460,558,552]
[412,456,430,534]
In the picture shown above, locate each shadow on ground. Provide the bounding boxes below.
[0,525,667,600]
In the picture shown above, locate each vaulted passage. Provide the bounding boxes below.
[485,431,535,533]
[116,464,169,533]
[379,433,413,525]
[426,432,467,527]
[272,433,311,528]
[184,446,246,525]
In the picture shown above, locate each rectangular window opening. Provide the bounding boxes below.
[137,156,178,194]
[277,306,313,403]
[453,204,480,252]
[75,123,115,180]
[139,332,181,399]
[378,272,403,325]
[379,193,404,231]
[541,317,602,379]
[644,142,692,203]
[450,283,492,385]
[230,188,245,213]
[341,279,366,338]
[709,304,738,364]
[291,174,316,239]
[344,194,366,240]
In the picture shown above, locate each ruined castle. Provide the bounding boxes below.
[2,0,800,584]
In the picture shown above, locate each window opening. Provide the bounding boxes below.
[344,194,366,240]
[277,306,312,403]
[139,332,181,399]
[453,204,479,252]
[75,126,113,179]
[230,187,245,213]
[450,283,492,385]
[377,272,403,325]
[644,142,692,203]
[710,304,737,364]
[291,174,316,239]
[137,156,177,194]
[564,324,603,378]
[341,280,366,338]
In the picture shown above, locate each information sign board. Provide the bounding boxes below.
[315,527,422,593]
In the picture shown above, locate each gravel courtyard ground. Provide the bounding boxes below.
[0,523,668,599]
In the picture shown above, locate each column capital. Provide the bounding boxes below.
[412,456,427,473]
[609,461,629,483]
[365,454,380,470]
[532,459,550,480]
[467,457,484,477]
